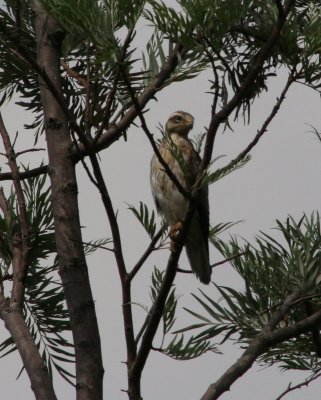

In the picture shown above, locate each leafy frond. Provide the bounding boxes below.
[83,237,113,255]
[0,175,75,384]
[202,154,251,186]
[209,220,243,239]
[181,213,321,372]
[149,267,178,337]
[306,124,321,143]
[128,201,157,239]
[24,261,75,385]
[158,333,218,360]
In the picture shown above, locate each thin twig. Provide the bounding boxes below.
[128,226,166,282]
[213,65,296,179]
[130,203,198,393]
[94,28,135,144]
[203,35,239,93]
[70,130,99,187]
[199,0,296,174]
[177,252,247,274]
[202,44,220,115]
[71,239,114,253]
[275,372,321,400]
[0,165,48,181]
[15,147,45,157]
[0,113,30,308]
[119,65,190,200]
[61,60,88,88]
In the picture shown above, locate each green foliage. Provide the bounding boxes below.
[203,154,251,186]
[145,0,252,47]
[1,0,320,144]
[150,267,178,338]
[1,0,321,391]
[0,3,42,136]
[148,267,217,360]
[22,172,55,262]
[307,124,321,143]
[142,30,208,87]
[44,0,146,42]
[144,0,321,123]
[209,220,243,239]
[180,214,321,372]
[160,333,218,360]
[128,201,157,239]
[0,174,75,384]
[83,237,114,255]
[23,262,75,385]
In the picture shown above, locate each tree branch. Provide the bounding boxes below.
[128,226,166,282]
[85,152,138,373]
[0,165,48,181]
[200,0,296,173]
[93,28,135,144]
[177,252,247,274]
[275,371,321,400]
[73,43,184,158]
[129,203,197,399]
[0,174,57,400]
[211,64,296,180]
[200,293,321,400]
[128,245,182,398]
[0,113,30,308]
[0,300,57,400]
[119,64,190,200]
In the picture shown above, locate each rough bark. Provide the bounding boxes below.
[33,2,104,399]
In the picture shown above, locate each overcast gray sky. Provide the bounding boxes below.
[1,3,321,400]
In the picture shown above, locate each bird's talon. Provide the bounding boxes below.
[169,221,183,252]
[169,221,183,240]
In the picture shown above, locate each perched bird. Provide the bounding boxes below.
[150,111,211,284]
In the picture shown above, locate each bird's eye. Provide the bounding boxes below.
[174,116,182,123]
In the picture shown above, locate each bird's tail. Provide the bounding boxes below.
[185,219,211,284]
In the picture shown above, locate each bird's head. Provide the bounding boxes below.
[165,111,194,136]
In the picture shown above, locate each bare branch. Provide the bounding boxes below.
[177,252,247,274]
[12,147,45,157]
[275,372,321,400]
[128,226,167,282]
[0,165,48,181]
[129,245,182,394]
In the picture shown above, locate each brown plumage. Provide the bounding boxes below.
[150,111,211,284]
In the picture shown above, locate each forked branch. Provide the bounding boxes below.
[201,293,321,400]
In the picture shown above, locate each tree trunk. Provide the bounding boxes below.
[33,2,104,399]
